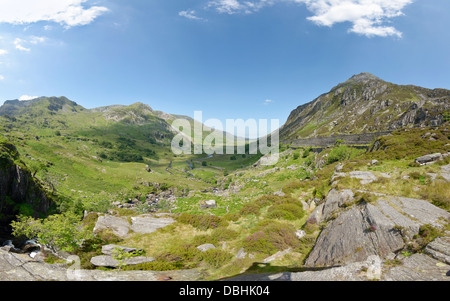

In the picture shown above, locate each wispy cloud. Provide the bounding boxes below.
[203,0,412,37]
[179,10,207,21]
[264,99,273,105]
[0,75,4,81]
[14,36,47,52]
[207,0,275,14]
[0,0,109,28]
[0,49,7,56]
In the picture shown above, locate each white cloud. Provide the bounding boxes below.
[264,99,273,105]
[0,49,7,56]
[0,0,109,28]
[179,10,207,21]
[205,0,412,37]
[207,0,274,14]
[19,95,39,101]
[14,38,31,52]
[0,75,4,80]
[293,0,413,37]
[14,36,47,52]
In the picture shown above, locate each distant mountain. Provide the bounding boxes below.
[280,72,450,141]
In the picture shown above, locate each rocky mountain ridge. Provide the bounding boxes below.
[281,72,450,141]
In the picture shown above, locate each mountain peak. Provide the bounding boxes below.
[347,72,382,83]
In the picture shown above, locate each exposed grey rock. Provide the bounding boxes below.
[130,215,174,234]
[197,244,216,252]
[424,236,450,264]
[263,248,292,264]
[321,189,354,221]
[101,244,143,256]
[349,171,377,184]
[93,215,130,238]
[415,153,443,165]
[384,253,449,281]
[200,200,217,209]
[0,249,200,281]
[90,255,155,268]
[90,255,121,267]
[235,248,248,259]
[305,193,450,267]
[309,203,324,223]
[295,230,306,239]
[441,164,450,182]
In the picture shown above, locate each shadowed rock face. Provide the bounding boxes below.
[0,142,53,237]
[304,190,450,267]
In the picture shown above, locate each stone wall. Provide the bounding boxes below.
[285,131,392,148]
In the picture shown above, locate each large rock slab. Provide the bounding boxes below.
[424,236,450,264]
[93,215,131,238]
[415,153,443,165]
[383,253,450,281]
[130,215,175,234]
[93,214,175,238]
[101,244,143,256]
[0,249,201,281]
[305,192,450,267]
[90,255,155,268]
[349,171,377,184]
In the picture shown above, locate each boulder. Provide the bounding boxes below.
[305,193,450,267]
[130,215,175,234]
[415,153,443,165]
[101,244,143,256]
[200,200,217,209]
[295,230,306,239]
[197,244,216,252]
[90,255,155,268]
[349,171,377,184]
[93,215,131,238]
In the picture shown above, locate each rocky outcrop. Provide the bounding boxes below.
[0,141,53,236]
[304,190,450,267]
[93,214,175,238]
[0,249,201,281]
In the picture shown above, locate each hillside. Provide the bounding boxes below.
[280,73,450,141]
[0,97,260,216]
[0,81,449,282]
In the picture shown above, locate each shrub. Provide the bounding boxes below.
[11,212,92,252]
[267,203,305,220]
[327,145,354,164]
[176,213,227,230]
[198,249,233,268]
[211,227,239,242]
[239,203,261,216]
[243,221,300,255]
[242,231,276,254]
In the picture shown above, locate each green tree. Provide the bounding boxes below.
[11,212,91,252]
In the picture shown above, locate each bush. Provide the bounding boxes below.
[242,221,300,255]
[242,231,276,254]
[176,213,227,231]
[239,203,261,216]
[327,145,355,164]
[211,227,239,242]
[11,212,92,252]
[199,249,233,268]
[267,202,305,220]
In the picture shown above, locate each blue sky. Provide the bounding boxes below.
[0,0,449,138]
